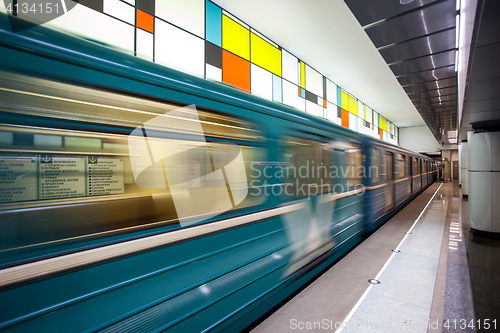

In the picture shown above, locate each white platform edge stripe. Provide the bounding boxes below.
[0,203,303,288]
[334,182,443,333]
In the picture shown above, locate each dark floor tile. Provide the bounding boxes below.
[468,266,500,307]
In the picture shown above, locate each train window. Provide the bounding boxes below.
[384,153,393,181]
[413,158,419,175]
[0,73,268,257]
[1,126,265,210]
[398,154,406,179]
[371,148,380,183]
[325,140,363,188]
[279,137,362,198]
[279,137,322,199]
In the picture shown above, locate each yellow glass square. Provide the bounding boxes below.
[250,33,281,76]
[222,15,250,60]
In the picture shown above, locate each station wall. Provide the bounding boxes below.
[1,0,400,144]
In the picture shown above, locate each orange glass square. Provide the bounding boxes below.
[341,109,349,128]
[137,9,154,33]
[222,50,250,93]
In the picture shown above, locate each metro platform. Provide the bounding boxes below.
[250,182,499,333]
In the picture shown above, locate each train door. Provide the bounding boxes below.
[419,159,422,187]
[422,160,427,187]
[406,156,411,196]
[409,156,414,195]
[384,151,394,212]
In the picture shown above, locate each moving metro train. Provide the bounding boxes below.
[0,13,438,332]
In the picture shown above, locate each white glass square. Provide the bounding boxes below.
[326,79,337,105]
[156,0,205,38]
[306,100,323,118]
[282,80,305,111]
[104,0,135,25]
[282,49,299,85]
[136,28,153,61]
[251,64,273,101]
[155,19,205,78]
[305,64,323,97]
[46,4,134,54]
[206,64,222,82]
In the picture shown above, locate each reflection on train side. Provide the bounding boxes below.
[0,72,267,264]
[277,137,363,199]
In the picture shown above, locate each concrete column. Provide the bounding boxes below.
[460,141,468,196]
[458,144,462,185]
[468,131,500,235]
[442,150,451,181]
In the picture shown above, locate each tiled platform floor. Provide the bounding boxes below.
[251,182,482,333]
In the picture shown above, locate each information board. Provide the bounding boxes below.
[0,156,38,203]
[88,156,124,196]
[178,159,201,189]
[39,155,86,199]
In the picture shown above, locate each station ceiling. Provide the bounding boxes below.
[213,0,428,130]
[459,0,500,141]
[345,0,458,142]
[215,0,471,144]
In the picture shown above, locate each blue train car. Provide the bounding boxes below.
[0,12,435,332]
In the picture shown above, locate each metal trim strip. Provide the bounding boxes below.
[0,203,302,288]
[365,183,387,190]
[318,188,364,204]
[394,177,410,183]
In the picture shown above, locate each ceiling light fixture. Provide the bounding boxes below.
[399,0,414,4]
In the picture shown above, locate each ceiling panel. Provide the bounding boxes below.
[466,78,500,101]
[474,0,500,47]
[379,29,456,64]
[389,50,455,76]
[419,87,457,97]
[213,0,427,129]
[412,93,457,103]
[345,0,458,141]
[430,77,457,90]
[464,97,500,114]
[365,1,456,48]
[397,65,455,85]
[459,0,500,140]
[404,80,457,95]
[467,43,500,83]
[345,0,439,27]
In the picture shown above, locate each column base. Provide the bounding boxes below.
[471,228,500,239]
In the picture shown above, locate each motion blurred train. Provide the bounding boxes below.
[0,13,438,332]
